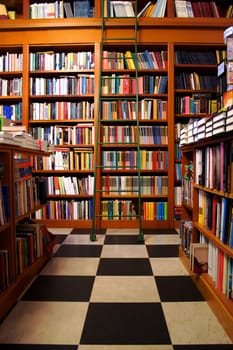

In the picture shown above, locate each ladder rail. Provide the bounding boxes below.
[91,0,143,241]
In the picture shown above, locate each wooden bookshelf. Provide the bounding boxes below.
[0,0,233,328]
[0,144,52,321]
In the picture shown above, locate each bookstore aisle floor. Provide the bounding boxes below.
[0,228,232,349]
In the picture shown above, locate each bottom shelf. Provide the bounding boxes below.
[0,253,51,322]
[179,247,233,342]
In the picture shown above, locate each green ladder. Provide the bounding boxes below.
[91,0,143,242]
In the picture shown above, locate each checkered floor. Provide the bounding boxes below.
[0,228,232,349]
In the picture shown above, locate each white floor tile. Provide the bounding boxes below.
[162,301,232,344]
[91,276,160,302]
[150,258,189,276]
[0,301,88,344]
[101,244,148,258]
[40,257,99,276]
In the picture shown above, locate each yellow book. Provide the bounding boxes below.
[144,3,156,17]
[125,51,135,70]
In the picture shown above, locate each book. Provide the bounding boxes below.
[190,243,208,274]
[64,2,74,17]
[0,4,8,19]
[175,0,189,17]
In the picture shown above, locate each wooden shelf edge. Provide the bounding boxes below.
[179,247,233,342]
[0,17,232,32]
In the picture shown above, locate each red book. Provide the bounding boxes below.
[192,2,201,17]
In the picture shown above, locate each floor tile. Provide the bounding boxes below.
[0,301,88,344]
[80,302,171,345]
[91,276,160,302]
[21,275,94,301]
[48,228,73,235]
[64,234,105,245]
[155,276,204,302]
[150,258,189,276]
[70,228,106,235]
[97,258,153,275]
[147,245,179,257]
[106,228,139,235]
[144,234,180,245]
[104,234,144,244]
[40,257,99,276]
[162,301,232,345]
[101,244,148,258]
[54,244,102,257]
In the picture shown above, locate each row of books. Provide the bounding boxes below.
[15,221,56,274]
[35,199,94,220]
[101,125,168,144]
[32,124,94,145]
[182,177,193,207]
[174,49,218,65]
[101,200,168,221]
[198,190,233,248]
[180,220,193,256]
[101,98,167,121]
[179,107,233,145]
[175,163,182,181]
[175,72,217,90]
[102,50,167,70]
[175,95,217,115]
[46,175,94,195]
[102,175,168,195]
[0,52,23,72]
[34,147,94,171]
[175,1,233,18]
[101,149,168,170]
[30,51,94,71]
[30,75,94,96]
[0,78,22,96]
[30,101,94,121]
[0,103,22,121]
[14,177,38,217]
[101,200,136,220]
[0,250,9,292]
[101,74,168,95]
[174,185,182,206]
[143,201,168,220]
[0,179,9,226]
[208,241,233,299]
[29,0,93,19]
[195,141,232,193]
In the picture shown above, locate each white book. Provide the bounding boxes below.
[175,0,189,17]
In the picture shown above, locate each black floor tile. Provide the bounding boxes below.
[173,345,233,349]
[54,234,68,244]
[21,275,94,301]
[0,345,77,350]
[70,228,106,235]
[155,276,205,302]
[97,258,153,275]
[80,302,171,345]
[104,234,144,244]
[147,244,179,257]
[54,244,102,257]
